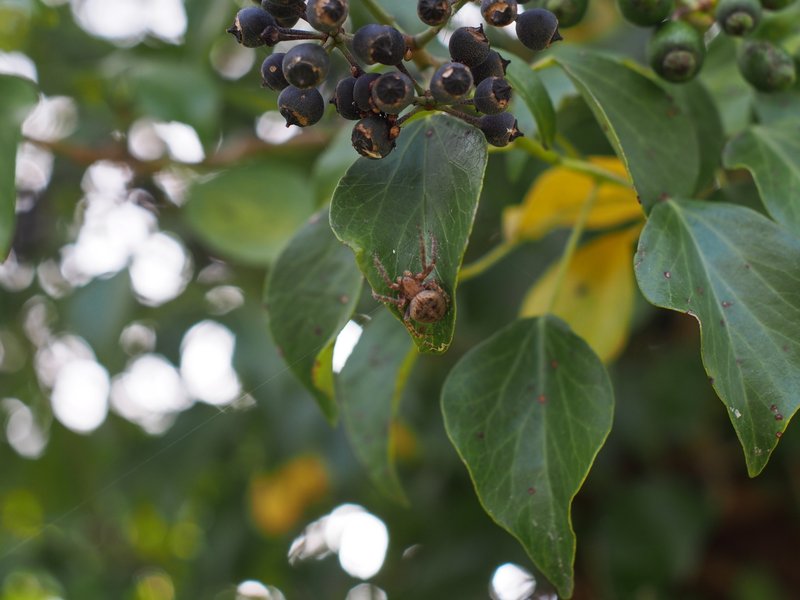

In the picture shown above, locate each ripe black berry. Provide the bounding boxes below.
[448,26,491,67]
[516,8,561,51]
[372,72,415,114]
[474,77,512,114]
[278,86,326,127]
[617,0,673,27]
[261,53,290,90]
[715,0,762,36]
[352,116,395,159]
[737,40,797,92]
[430,62,474,103]
[481,0,518,27]
[281,43,330,89]
[542,0,588,28]
[470,50,510,84]
[353,72,382,112]
[647,20,705,83]
[479,112,523,147]
[227,7,275,47]
[262,0,305,28]
[418,0,451,25]
[331,76,360,120]
[352,24,407,65]
[306,0,349,33]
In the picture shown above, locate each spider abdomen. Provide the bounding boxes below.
[409,289,448,323]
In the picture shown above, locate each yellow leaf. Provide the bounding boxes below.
[503,156,643,242]
[520,226,641,363]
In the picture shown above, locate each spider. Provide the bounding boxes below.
[371,231,450,326]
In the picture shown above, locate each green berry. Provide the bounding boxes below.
[448,26,491,67]
[372,72,415,114]
[418,0,452,25]
[430,62,474,103]
[353,72,382,112]
[352,116,396,159]
[261,53,290,91]
[474,77,512,114]
[281,43,330,89]
[278,86,325,127]
[617,0,673,26]
[481,0,519,27]
[515,8,562,51]
[479,112,523,146]
[331,77,360,120]
[542,0,588,27]
[227,7,275,47]
[737,40,797,92]
[470,50,511,84]
[716,0,762,35]
[647,20,705,83]
[305,0,349,33]
[352,24,406,65]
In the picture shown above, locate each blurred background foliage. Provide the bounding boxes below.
[1,0,799,599]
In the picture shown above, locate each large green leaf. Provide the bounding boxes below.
[723,124,800,237]
[442,316,614,598]
[330,114,488,354]
[338,310,415,502]
[635,199,800,476]
[551,47,699,212]
[265,209,363,423]
[506,55,556,148]
[0,74,38,259]
[185,161,316,266]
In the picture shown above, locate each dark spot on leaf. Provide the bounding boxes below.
[666,105,679,117]
[550,359,558,370]
[426,129,434,137]
[708,377,715,385]
[721,301,732,308]
[477,431,485,440]
[537,394,547,404]
[775,413,784,421]
[776,431,783,438]
[339,295,350,304]
[575,282,589,297]
[744,263,751,269]
[770,404,778,413]
[782,345,789,352]
[696,286,704,295]
[527,487,536,495]
[735,358,743,365]
[313,326,323,336]
[658,192,670,201]
[720,319,725,327]
[276,346,284,358]
[664,271,671,279]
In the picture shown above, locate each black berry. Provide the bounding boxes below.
[470,50,510,84]
[617,0,673,27]
[516,8,561,51]
[481,0,518,27]
[261,0,305,28]
[353,72,382,112]
[418,0,452,25]
[352,24,406,65]
[261,53,290,90]
[448,26,491,67]
[372,72,415,114]
[352,116,395,159]
[227,7,275,48]
[737,40,797,92]
[479,112,523,147]
[331,76,360,120]
[278,86,326,127]
[306,0,349,33]
[474,77,512,114]
[647,20,705,83]
[430,62,474,103]
[281,43,330,89]
[716,0,762,36]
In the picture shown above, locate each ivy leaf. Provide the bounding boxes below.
[265,209,363,423]
[551,47,699,212]
[635,199,800,476]
[506,56,556,148]
[442,316,614,598]
[0,74,38,259]
[338,311,415,503]
[330,114,488,354]
[723,123,800,237]
[186,161,316,266]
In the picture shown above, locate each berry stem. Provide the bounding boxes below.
[439,106,482,127]
[395,62,426,95]
[459,239,518,282]
[360,0,401,28]
[412,0,472,49]
[334,42,363,75]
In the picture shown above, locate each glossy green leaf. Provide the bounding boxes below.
[635,199,800,476]
[338,310,415,502]
[506,56,556,148]
[185,162,316,266]
[265,209,363,423]
[724,124,800,237]
[0,74,38,259]
[551,47,699,211]
[442,316,614,597]
[330,114,488,354]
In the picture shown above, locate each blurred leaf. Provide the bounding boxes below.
[330,114,488,354]
[186,161,316,266]
[700,34,753,136]
[503,156,641,242]
[442,316,614,598]
[520,226,641,363]
[312,125,358,206]
[0,74,38,259]
[753,90,800,126]
[506,56,556,148]
[266,209,363,423]
[635,199,800,476]
[724,123,800,237]
[551,47,699,211]
[338,311,415,503]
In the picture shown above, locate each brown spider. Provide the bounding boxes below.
[371,231,450,326]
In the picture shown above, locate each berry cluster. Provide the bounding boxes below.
[619,0,798,91]
[227,1,565,159]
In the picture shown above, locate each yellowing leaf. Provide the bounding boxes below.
[504,156,642,242]
[520,226,641,362]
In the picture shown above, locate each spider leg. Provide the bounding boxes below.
[372,291,405,308]
[373,254,400,290]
